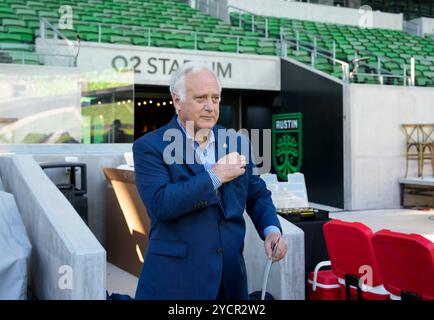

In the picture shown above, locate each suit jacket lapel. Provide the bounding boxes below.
[213,125,231,210]
[169,116,204,176]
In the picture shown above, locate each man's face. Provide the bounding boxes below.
[174,70,220,132]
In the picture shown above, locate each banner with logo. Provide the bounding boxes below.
[272,113,302,180]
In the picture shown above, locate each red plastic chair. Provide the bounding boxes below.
[323,219,389,300]
[372,229,434,300]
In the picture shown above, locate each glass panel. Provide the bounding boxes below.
[0,64,134,144]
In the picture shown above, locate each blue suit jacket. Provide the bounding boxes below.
[133,116,281,300]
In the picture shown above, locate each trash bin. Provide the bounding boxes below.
[40,162,88,224]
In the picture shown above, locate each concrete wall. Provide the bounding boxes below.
[228,0,404,30]
[196,0,229,21]
[343,84,434,210]
[0,144,132,246]
[44,40,281,90]
[409,17,434,36]
[244,212,305,300]
[0,155,106,299]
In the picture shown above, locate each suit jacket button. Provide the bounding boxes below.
[216,247,223,254]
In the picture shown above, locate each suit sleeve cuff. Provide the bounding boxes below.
[263,225,281,238]
[206,168,222,190]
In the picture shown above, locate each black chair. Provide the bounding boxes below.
[40,162,88,224]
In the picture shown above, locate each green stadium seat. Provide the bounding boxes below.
[257,47,276,55]
[81,16,103,23]
[177,25,194,31]
[155,39,178,48]
[239,46,256,54]
[0,13,19,20]
[122,30,145,38]
[2,19,26,27]
[221,38,237,45]
[110,36,132,44]
[177,41,194,49]
[0,0,430,85]
[132,37,149,46]
[198,42,220,51]
[164,33,186,41]
[6,26,33,35]
[5,51,39,64]
[257,40,276,48]
[219,44,237,53]
[240,38,257,47]
[37,11,58,19]
[99,27,124,37]
[0,7,15,14]
[0,42,33,51]
[77,25,99,34]
[140,21,159,28]
[81,33,109,42]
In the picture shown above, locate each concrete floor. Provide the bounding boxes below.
[107,262,138,298]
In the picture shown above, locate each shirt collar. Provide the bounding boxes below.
[176,116,215,147]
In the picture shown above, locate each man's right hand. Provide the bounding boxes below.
[212,152,246,184]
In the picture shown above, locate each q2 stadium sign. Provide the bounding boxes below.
[75,42,280,90]
[272,113,303,180]
[111,55,232,79]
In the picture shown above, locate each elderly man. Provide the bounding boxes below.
[133,61,287,300]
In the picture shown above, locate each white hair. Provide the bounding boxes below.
[169,61,222,103]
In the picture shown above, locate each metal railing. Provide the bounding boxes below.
[279,25,418,86]
[38,17,281,55]
[39,17,79,67]
[228,5,274,38]
[281,26,337,63]
[280,36,350,82]
[36,16,423,86]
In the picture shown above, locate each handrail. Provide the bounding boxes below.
[281,37,350,82]
[40,17,74,46]
[227,4,258,16]
[349,47,412,85]
[281,25,417,86]
[39,17,78,67]
[227,5,276,38]
[37,17,420,86]
[39,17,282,51]
[281,26,336,62]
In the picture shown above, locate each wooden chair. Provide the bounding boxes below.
[402,124,422,177]
[418,124,434,177]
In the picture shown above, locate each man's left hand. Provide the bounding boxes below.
[264,232,288,262]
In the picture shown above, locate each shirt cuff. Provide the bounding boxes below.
[206,168,222,190]
[263,226,281,238]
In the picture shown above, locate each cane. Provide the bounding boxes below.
[260,236,280,300]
